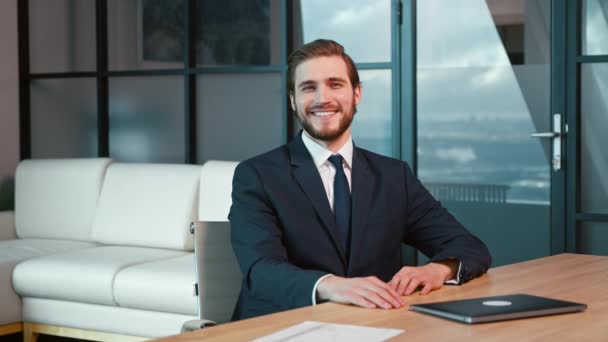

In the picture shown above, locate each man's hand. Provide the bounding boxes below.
[316,275,405,309]
[389,260,459,296]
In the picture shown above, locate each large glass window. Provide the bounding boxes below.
[25,0,291,164]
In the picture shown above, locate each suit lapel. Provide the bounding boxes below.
[348,147,375,273]
[288,134,348,267]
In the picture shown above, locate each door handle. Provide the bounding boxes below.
[530,113,562,171]
[530,132,559,138]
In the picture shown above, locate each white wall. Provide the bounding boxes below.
[0,0,19,210]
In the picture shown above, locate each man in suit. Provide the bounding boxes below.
[229,39,491,320]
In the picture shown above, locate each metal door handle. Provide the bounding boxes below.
[530,132,559,138]
[530,114,562,171]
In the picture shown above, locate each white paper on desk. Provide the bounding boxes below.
[251,321,404,342]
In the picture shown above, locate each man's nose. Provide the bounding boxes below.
[315,85,331,103]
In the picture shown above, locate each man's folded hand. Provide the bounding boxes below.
[316,275,405,309]
[389,260,459,296]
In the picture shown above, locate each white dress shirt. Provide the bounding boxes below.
[301,131,353,210]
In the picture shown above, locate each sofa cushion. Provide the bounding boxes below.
[113,254,197,316]
[15,158,112,241]
[198,161,238,221]
[92,163,200,250]
[0,238,96,324]
[0,239,96,261]
[12,246,186,306]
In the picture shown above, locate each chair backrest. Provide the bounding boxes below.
[192,221,241,323]
[92,163,201,250]
[198,160,239,221]
[194,160,240,323]
[15,158,112,241]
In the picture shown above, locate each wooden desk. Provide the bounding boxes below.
[159,254,608,341]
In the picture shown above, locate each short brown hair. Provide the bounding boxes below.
[287,39,360,93]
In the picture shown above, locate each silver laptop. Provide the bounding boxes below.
[409,294,587,324]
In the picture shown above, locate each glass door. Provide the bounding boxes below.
[415,0,564,266]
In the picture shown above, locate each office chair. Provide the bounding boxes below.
[182,161,241,332]
[182,221,241,331]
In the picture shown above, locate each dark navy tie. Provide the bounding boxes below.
[328,154,351,258]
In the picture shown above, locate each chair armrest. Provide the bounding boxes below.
[0,211,16,240]
[181,319,217,332]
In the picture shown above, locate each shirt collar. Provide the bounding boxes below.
[301,131,353,170]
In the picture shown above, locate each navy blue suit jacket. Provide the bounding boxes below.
[229,133,491,320]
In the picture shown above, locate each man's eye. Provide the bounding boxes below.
[301,86,315,92]
[330,83,343,88]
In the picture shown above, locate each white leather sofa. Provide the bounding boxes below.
[0,158,240,341]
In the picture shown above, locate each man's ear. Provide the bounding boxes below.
[353,83,362,105]
[289,92,296,111]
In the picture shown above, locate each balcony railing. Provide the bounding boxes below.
[425,182,510,203]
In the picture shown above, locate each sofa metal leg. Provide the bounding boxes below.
[23,323,38,342]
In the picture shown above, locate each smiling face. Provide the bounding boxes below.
[290,56,362,151]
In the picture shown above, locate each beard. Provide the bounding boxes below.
[295,101,357,142]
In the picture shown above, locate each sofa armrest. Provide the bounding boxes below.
[0,211,16,240]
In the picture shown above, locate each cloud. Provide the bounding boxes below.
[435,147,477,163]
[329,2,383,28]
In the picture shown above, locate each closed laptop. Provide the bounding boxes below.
[409,294,587,324]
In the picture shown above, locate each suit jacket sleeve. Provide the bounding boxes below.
[229,161,327,309]
[401,163,492,283]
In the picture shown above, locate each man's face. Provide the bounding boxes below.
[290,56,361,144]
